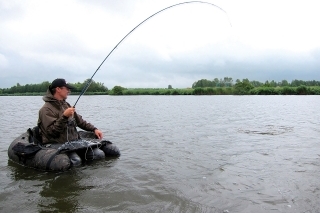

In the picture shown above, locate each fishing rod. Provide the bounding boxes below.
[73,1,231,107]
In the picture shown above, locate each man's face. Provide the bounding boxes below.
[56,86,70,100]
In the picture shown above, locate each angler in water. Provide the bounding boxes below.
[37,78,106,166]
[8,78,120,171]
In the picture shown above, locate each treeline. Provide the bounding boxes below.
[0,79,108,95]
[192,77,234,88]
[110,86,194,95]
[108,85,320,95]
[1,77,320,96]
[192,77,320,88]
[107,78,320,95]
[191,78,320,95]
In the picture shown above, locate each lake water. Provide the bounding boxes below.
[0,95,319,213]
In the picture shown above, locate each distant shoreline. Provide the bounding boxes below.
[1,86,320,96]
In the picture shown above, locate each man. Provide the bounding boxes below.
[38,78,105,165]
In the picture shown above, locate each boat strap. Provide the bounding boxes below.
[46,151,60,171]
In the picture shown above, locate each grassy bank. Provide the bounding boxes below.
[109,86,320,95]
[1,86,320,96]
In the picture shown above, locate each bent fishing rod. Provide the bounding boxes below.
[73,1,231,107]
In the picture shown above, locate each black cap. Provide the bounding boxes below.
[51,78,74,89]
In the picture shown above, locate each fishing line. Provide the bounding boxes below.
[73,1,231,107]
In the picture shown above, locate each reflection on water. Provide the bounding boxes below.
[7,161,82,213]
[1,95,320,213]
[38,172,82,212]
[6,158,119,213]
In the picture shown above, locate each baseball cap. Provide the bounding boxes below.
[50,78,74,89]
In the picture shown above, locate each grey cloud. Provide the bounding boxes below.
[1,0,320,89]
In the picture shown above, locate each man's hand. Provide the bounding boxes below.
[94,129,103,139]
[63,107,75,117]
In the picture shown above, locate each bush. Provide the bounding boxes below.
[163,90,171,95]
[309,87,320,95]
[171,90,179,95]
[296,85,308,95]
[250,87,278,95]
[111,86,124,95]
[194,88,205,95]
[151,91,160,95]
[280,86,296,95]
[206,87,215,95]
[123,90,134,95]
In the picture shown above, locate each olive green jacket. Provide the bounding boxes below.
[38,89,97,144]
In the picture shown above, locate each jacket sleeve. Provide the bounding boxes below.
[39,107,69,139]
[74,112,97,132]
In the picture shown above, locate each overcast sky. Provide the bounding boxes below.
[1,0,320,89]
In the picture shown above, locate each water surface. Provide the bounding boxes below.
[0,95,319,212]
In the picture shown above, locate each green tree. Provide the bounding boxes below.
[250,80,263,87]
[281,80,289,87]
[111,86,124,95]
[269,80,277,87]
[234,79,254,95]
[81,79,108,92]
[224,77,233,87]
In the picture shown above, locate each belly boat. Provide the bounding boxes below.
[7,127,120,172]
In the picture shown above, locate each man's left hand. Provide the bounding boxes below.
[94,129,103,139]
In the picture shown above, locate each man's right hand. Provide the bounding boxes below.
[63,107,75,117]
